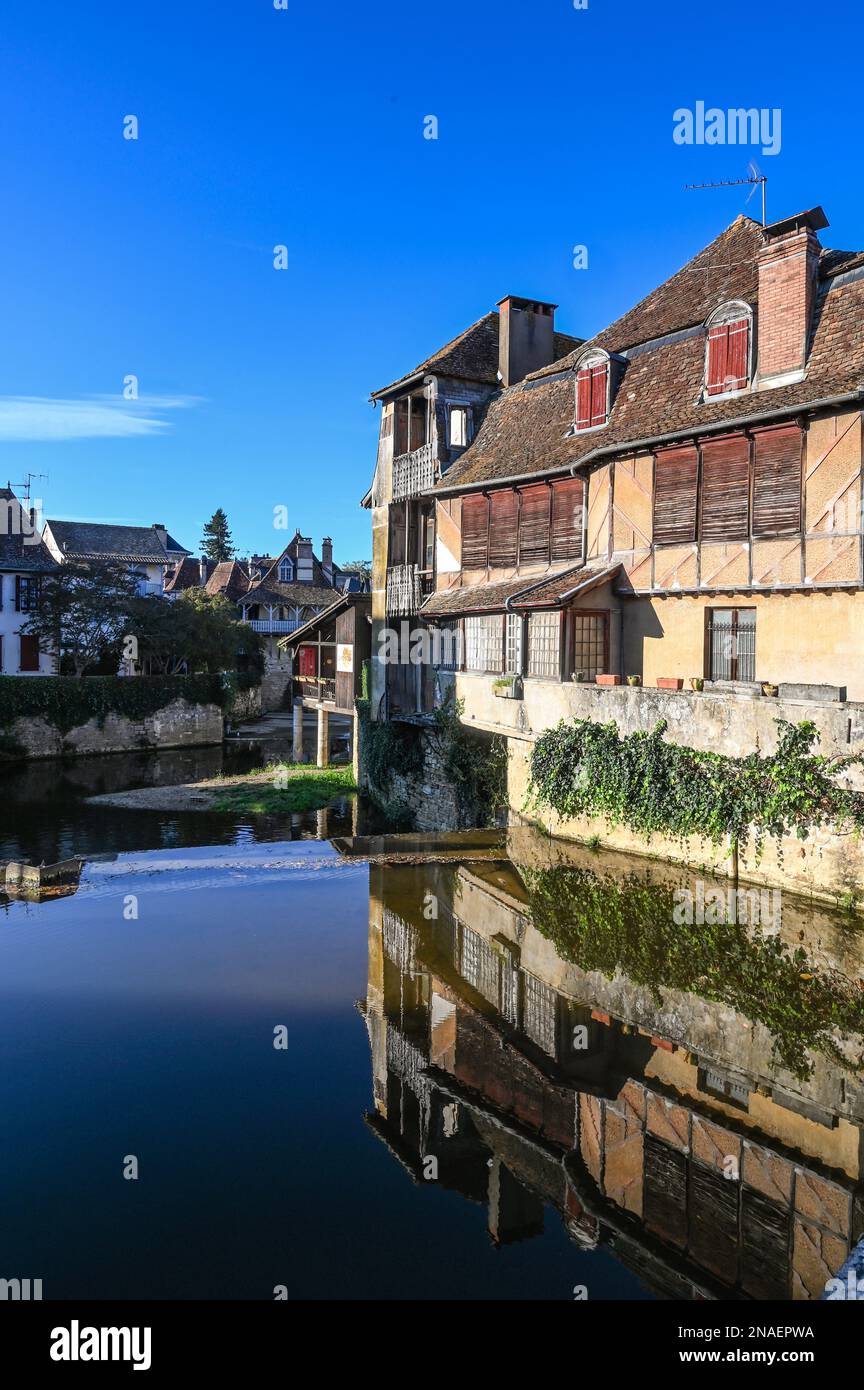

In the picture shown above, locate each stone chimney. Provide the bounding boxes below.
[497,296,557,387]
[199,556,210,585]
[321,536,333,580]
[756,207,828,390]
[296,536,314,583]
[152,523,168,548]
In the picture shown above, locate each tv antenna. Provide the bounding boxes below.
[10,472,48,508]
[684,168,767,226]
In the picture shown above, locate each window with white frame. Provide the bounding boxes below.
[527,611,561,678]
[448,405,470,449]
[464,614,503,673]
[505,612,523,674]
[278,559,293,583]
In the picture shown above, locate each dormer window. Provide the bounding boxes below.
[448,404,471,449]
[575,351,610,431]
[705,303,752,398]
[278,559,293,583]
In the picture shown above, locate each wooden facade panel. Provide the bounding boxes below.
[587,464,611,560]
[653,545,697,590]
[435,498,461,575]
[752,425,803,536]
[653,445,698,545]
[805,536,862,586]
[805,411,862,535]
[699,542,749,589]
[612,453,653,552]
[621,551,652,591]
[752,538,804,587]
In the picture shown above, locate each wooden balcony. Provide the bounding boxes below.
[391,441,436,501]
[386,564,433,617]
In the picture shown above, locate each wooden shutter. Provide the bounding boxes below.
[653,445,698,544]
[590,362,609,425]
[461,494,489,569]
[19,634,39,672]
[576,369,592,429]
[488,490,518,568]
[707,318,749,394]
[518,485,551,565]
[550,477,584,562]
[576,363,609,429]
[700,435,750,542]
[752,425,802,535]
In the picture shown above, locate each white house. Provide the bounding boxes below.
[42,520,190,595]
[0,486,57,675]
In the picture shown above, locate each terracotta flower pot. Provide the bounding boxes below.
[595,674,621,686]
[657,677,684,691]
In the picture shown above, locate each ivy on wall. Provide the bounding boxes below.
[0,673,237,738]
[522,863,864,1079]
[528,716,864,860]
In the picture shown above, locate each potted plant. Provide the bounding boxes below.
[626,674,641,687]
[761,681,779,697]
[571,670,586,683]
[493,675,523,699]
[690,676,704,692]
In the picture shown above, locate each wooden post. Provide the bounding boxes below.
[292,699,304,763]
[317,706,330,768]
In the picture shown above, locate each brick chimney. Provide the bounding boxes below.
[497,296,557,387]
[756,207,828,389]
[321,536,333,580]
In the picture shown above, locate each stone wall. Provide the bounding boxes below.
[7,698,224,760]
[261,669,291,712]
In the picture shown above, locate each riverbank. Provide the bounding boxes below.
[86,763,357,814]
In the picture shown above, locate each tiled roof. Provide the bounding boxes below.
[510,564,620,608]
[0,488,58,572]
[421,570,571,617]
[371,311,583,399]
[46,520,180,564]
[204,560,251,602]
[438,215,864,492]
[240,580,337,610]
[164,556,200,592]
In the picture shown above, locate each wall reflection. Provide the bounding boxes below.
[359,829,864,1300]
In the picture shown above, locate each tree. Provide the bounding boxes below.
[339,560,372,587]
[20,560,143,677]
[200,508,235,562]
[127,588,265,676]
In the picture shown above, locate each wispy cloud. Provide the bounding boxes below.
[0,394,200,442]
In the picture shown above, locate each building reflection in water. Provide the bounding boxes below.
[357,829,864,1300]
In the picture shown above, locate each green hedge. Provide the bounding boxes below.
[0,673,232,735]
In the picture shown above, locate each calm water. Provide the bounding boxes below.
[1,751,863,1300]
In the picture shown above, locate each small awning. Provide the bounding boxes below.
[420,564,619,618]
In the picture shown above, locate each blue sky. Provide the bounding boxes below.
[0,0,861,563]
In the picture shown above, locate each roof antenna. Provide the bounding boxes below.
[11,471,48,508]
[684,165,767,226]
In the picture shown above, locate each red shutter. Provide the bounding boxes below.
[576,369,591,429]
[461,494,489,569]
[706,324,728,395]
[752,425,802,536]
[550,478,585,562]
[298,646,317,678]
[518,485,552,565]
[488,490,518,568]
[700,435,750,542]
[726,318,749,390]
[590,362,609,425]
[653,446,699,545]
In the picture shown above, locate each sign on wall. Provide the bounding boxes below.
[336,643,354,674]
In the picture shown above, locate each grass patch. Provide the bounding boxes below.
[211,765,357,814]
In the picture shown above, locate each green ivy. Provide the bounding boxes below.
[528,716,864,860]
[522,863,864,1079]
[0,673,234,738]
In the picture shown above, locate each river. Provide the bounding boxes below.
[1,747,862,1299]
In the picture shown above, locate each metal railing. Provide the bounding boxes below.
[391,441,436,501]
